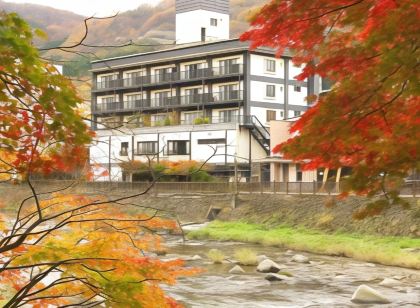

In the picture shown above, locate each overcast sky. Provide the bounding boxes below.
[3,0,162,16]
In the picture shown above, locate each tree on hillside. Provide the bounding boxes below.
[241,0,419,216]
[0,12,197,307]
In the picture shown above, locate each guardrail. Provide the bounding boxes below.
[27,180,420,196]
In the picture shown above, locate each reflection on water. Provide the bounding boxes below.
[162,236,420,308]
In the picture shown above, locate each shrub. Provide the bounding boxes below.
[234,248,258,266]
[207,249,225,264]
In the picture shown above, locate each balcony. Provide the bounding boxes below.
[96,115,256,130]
[93,64,244,91]
[93,91,244,114]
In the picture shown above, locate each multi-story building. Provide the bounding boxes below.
[89,0,321,181]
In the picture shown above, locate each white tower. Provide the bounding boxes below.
[176,0,230,44]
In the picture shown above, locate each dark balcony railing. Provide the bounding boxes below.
[93,91,243,113]
[96,115,257,130]
[93,65,244,90]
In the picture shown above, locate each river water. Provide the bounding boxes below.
[162,235,419,307]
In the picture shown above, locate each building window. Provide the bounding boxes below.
[210,18,217,26]
[120,142,129,156]
[219,109,239,123]
[99,74,117,89]
[321,77,332,92]
[219,58,239,74]
[197,138,226,145]
[294,85,301,92]
[124,71,144,86]
[151,114,169,126]
[266,110,276,122]
[266,84,276,98]
[154,67,173,83]
[183,111,202,124]
[294,110,302,117]
[201,27,206,42]
[296,164,303,182]
[167,140,190,155]
[153,91,171,107]
[101,96,115,104]
[279,110,284,119]
[264,59,276,73]
[137,141,157,155]
[218,84,239,100]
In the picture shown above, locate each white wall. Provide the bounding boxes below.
[89,124,272,181]
[288,85,308,106]
[176,10,229,44]
[236,129,267,164]
[289,63,307,81]
[250,54,284,78]
[250,81,284,104]
[250,107,284,125]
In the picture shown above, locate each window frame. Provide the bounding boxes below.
[210,18,218,26]
[166,140,190,155]
[266,84,276,98]
[120,142,129,156]
[136,141,158,155]
[264,58,276,73]
[266,110,277,122]
[197,138,226,145]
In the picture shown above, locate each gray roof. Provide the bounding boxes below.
[176,0,229,15]
[91,39,291,72]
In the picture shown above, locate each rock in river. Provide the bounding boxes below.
[351,285,391,304]
[379,278,400,287]
[265,273,291,282]
[256,255,269,263]
[291,254,309,263]
[257,259,286,273]
[229,265,245,274]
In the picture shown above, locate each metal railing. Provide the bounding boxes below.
[26,180,420,196]
[93,91,243,113]
[95,115,256,129]
[93,65,244,90]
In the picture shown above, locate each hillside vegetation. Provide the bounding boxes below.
[0,0,266,77]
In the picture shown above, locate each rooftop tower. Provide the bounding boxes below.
[175,0,230,44]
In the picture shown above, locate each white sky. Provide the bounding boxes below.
[3,0,161,16]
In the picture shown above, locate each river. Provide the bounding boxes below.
[162,235,419,307]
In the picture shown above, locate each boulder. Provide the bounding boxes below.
[256,255,269,263]
[182,255,202,261]
[351,285,391,304]
[257,259,285,273]
[229,265,245,274]
[265,273,291,282]
[291,254,309,263]
[379,278,400,287]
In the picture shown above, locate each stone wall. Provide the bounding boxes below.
[1,183,418,237]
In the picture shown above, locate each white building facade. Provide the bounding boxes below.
[89,1,321,182]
